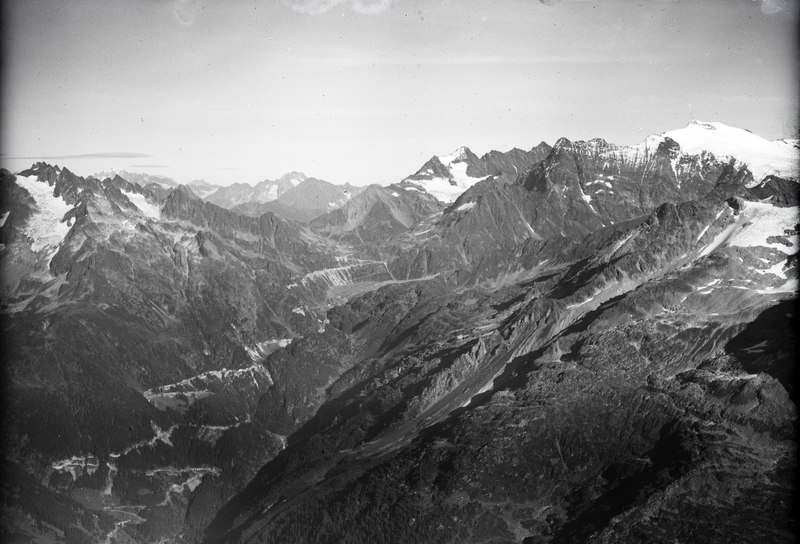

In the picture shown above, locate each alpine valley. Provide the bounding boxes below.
[1,121,798,544]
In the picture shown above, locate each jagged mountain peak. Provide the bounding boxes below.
[276,171,308,185]
[531,141,551,152]
[438,146,477,165]
[410,156,451,179]
[552,136,573,150]
[92,168,178,189]
[170,183,202,200]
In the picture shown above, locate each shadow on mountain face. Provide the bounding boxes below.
[725,299,797,402]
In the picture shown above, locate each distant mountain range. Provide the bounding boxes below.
[203,171,309,208]
[93,168,179,188]
[233,177,363,223]
[2,120,797,544]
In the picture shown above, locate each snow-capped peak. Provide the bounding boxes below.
[660,120,798,183]
[438,146,471,165]
[403,145,488,203]
[277,171,307,187]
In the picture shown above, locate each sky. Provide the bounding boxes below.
[1,0,798,186]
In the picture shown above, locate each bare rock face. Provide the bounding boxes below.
[1,123,798,544]
[747,175,800,206]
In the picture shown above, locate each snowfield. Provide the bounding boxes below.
[14,175,73,259]
[728,201,798,253]
[697,202,798,258]
[403,147,490,203]
[663,121,799,183]
[123,190,162,219]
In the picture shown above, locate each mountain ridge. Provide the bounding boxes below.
[1,120,797,544]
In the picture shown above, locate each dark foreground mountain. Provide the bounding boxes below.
[1,121,797,544]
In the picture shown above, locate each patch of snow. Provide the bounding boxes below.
[455,201,476,212]
[51,455,101,481]
[391,192,400,197]
[245,346,261,362]
[700,278,722,289]
[194,425,233,444]
[152,466,221,506]
[402,177,464,203]
[0,211,9,227]
[695,209,727,242]
[566,292,599,309]
[292,306,306,316]
[272,433,288,450]
[695,224,711,243]
[260,338,293,350]
[123,190,161,219]
[103,461,117,496]
[460,367,504,408]
[696,278,723,294]
[144,363,275,409]
[697,221,738,258]
[727,202,798,253]
[742,340,769,354]
[608,232,635,255]
[265,185,279,201]
[755,259,789,279]
[756,278,798,294]
[302,265,356,287]
[300,260,389,287]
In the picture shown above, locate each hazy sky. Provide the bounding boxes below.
[2,0,797,186]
